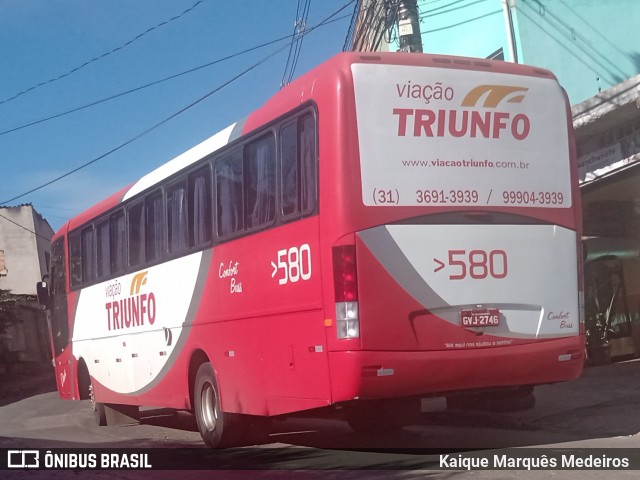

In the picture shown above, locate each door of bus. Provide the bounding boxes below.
[49,237,74,399]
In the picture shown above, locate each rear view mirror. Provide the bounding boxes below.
[36,277,50,310]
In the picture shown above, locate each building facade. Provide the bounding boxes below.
[0,205,54,363]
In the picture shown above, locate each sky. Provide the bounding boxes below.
[0,0,356,232]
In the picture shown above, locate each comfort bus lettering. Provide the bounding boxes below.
[105,271,157,331]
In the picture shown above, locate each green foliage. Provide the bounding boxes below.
[0,289,18,334]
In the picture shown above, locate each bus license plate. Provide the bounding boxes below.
[461,309,500,327]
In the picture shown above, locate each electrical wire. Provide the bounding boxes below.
[419,0,489,19]
[0,0,356,208]
[0,9,352,138]
[281,0,303,87]
[348,0,389,52]
[287,0,312,85]
[0,0,206,106]
[0,33,293,138]
[281,0,312,87]
[0,211,50,241]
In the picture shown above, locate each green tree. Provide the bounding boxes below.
[0,289,18,333]
[0,289,18,364]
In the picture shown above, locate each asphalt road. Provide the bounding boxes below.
[2,359,640,478]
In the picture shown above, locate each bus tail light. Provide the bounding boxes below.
[333,246,359,339]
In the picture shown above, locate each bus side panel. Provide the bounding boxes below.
[193,319,268,416]
[197,217,330,416]
[259,310,332,415]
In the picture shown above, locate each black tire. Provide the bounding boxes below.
[193,362,242,448]
[90,383,107,427]
[77,361,91,400]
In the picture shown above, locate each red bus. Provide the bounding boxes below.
[37,52,583,448]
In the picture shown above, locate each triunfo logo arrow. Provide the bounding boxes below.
[460,85,529,108]
[129,271,148,295]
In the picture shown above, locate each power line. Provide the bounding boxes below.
[0,0,356,208]
[419,0,489,19]
[420,9,501,34]
[0,0,206,106]
[1,56,279,206]
[281,0,312,87]
[288,0,312,85]
[281,0,303,87]
[0,10,352,138]
[0,33,293,138]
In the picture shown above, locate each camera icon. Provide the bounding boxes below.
[7,450,39,468]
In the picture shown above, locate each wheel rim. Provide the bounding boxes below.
[200,381,218,432]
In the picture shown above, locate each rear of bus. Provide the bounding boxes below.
[321,53,583,411]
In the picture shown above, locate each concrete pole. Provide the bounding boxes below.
[397,0,423,53]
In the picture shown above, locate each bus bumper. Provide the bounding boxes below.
[327,336,584,403]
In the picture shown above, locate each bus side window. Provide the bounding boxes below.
[281,122,297,216]
[216,150,244,237]
[110,211,126,275]
[281,114,317,219]
[146,192,164,263]
[167,181,189,255]
[189,167,212,247]
[96,219,110,279]
[69,231,82,288]
[245,134,276,230]
[81,226,95,284]
[128,202,145,268]
[299,114,317,213]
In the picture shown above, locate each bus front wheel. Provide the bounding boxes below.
[193,362,241,448]
[89,383,107,426]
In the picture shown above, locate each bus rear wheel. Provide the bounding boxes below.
[193,362,242,448]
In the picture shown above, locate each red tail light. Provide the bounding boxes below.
[333,245,360,339]
[333,245,358,302]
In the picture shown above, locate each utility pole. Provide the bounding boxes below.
[397,0,423,53]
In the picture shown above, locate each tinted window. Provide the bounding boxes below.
[81,226,95,283]
[245,134,276,229]
[189,167,212,247]
[96,220,110,279]
[167,181,188,255]
[69,231,82,287]
[110,211,126,274]
[146,192,164,263]
[128,202,145,267]
[281,114,317,218]
[216,150,244,237]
